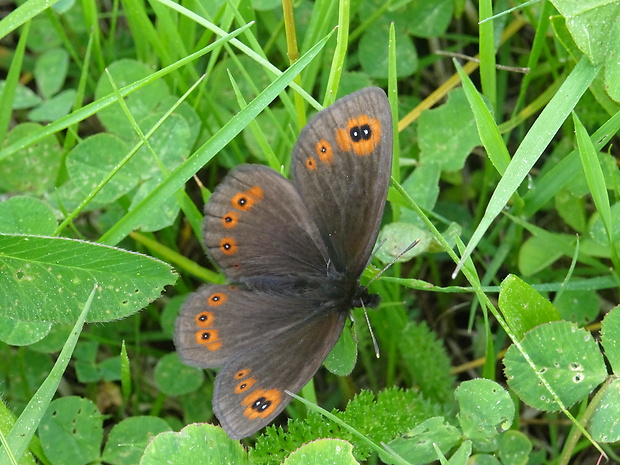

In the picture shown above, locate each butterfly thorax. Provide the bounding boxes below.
[238,271,379,312]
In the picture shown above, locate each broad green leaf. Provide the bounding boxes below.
[498,275,561,340]
[359,25,418,79]
[376,222,432,264]
[550,0,620,100]
[141,424,248,465]
[554,289,600,326]
[65,133,135,204]
[0,196,57,235]
[387,417,461,464]
[555,189,586,233]
[101,416,171,465]
[38,397,103,465]
[0,81,42,109]
[455,379,514,442]
[518,236,565,276]
[0,317,50,346]
[504,321,607,411]
[406,0,453,38]
[400,162,441,211]
[418,88,480,171]
[324,324,357,376]
[282,439,358,464]
[33,47,69,99]
[28,89,77,122]
[550,0,620,64]
[589,377,620,443]
[497,430,532,465]
[0,123,62,195]
[94,59,170,140]
[129,175,181,232]
[0,234,176,323]
[601,305,620,374]
[154,353,204,396]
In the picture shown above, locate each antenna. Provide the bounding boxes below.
[359,238,421,359]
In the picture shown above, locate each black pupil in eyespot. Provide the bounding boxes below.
[252,397,271,411]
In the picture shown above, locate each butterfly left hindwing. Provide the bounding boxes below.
[212,300,347,439]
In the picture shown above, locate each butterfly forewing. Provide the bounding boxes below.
[204,164,330,283]
[291,87,392,276]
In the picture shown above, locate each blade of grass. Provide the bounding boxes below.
[573,112,620,273]
[0,22,254,163]
[0,0,63,40]
[323,0,350,105]
[99,29,334,246]
[522,108,620,217]
[453,56,602,278]
[479,0,497,112]
[0,285,96,464]
[228,73,280,171]
[456,60,511,175]
[0,21,29,144]
[158,0,321,110]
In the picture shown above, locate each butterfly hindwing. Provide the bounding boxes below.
[291,87,393,276]
[212,302,347,439]
[175,284,334,368]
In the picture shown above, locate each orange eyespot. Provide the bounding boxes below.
[231,186,264,211]
[234,377,257,394]
[235,369,252,379]
[195,329,222,351]
[335,115,381,156]
[208,292,227,306]
[195,311,214,327]
[222,211,239,229]
[242,389,282,420]
[305,156,317,170]
[220,237,237,255]
[315,139,334,164]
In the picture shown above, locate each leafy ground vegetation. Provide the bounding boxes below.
[1,0,619,464]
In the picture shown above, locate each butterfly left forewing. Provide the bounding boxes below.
[204,164,330,283]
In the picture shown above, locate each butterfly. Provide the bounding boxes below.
[174,87,393,439]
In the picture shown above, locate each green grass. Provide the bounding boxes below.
[1,0,619,464]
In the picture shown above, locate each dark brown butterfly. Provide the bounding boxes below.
[174,87,393,439]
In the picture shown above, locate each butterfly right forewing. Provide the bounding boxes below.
[291,88,393,276]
